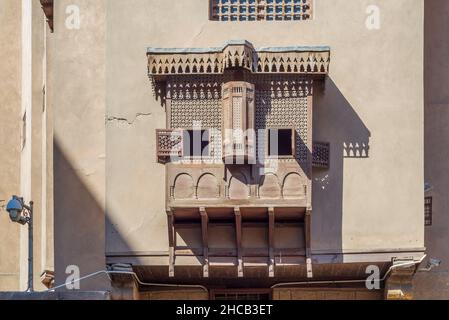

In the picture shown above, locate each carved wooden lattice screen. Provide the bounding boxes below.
[312,142,330,168]
[156,129,183,163]
[168,76,224,161]
[210,0,313,21]
[255,86,309,163]
[425,196,433,226]
[160,76,317,166]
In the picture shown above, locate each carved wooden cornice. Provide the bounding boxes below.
[40,0,54,32]
[147,40,330,81]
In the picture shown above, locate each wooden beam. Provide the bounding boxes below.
[235,207,244,277]
[39,0,54,32]
[200,207,209,278]
[268,207,275,278]
[166,209,175,278]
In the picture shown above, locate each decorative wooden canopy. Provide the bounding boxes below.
[39,0,54,32]
[147,40,330,80]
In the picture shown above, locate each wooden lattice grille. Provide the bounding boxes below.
[312,142,330,168]
[162,76,313,165]
[210,0,313,21]
[169,77,224,161]
[425,196,433,226]
[255,91,309,162]
[156,129,183,162]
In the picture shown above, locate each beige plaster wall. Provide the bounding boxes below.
[0,0,22,291]
[43,10,55,278]
[414,0,449,300]
[30,0,48,292]
[51,0,109,291]
[0,0,56,292]
[105,0,424,259]
[0,0,429,295]
[1,0,427,293]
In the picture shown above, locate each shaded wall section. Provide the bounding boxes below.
[414,0,449,300]
[52,0,109,291]
[312,78,370,257]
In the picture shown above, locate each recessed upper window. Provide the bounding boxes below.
[183,130,210,158]
[268,128,295,157]
[210,0,313,21]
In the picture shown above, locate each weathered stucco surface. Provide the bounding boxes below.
[0,0,433,297]
[0,0,56,292]
[52,0,109,291]
[105,0,424,259]
[0,0,22,291]
[414,0,449,300]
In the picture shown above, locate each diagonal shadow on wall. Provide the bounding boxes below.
[53,139,134,292]
[312,77,371,263]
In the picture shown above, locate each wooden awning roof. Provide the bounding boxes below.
[147,40,330,80]
[40,0,54,32]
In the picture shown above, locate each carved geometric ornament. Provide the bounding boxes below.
[156,129,183,163]
[147,40,330,81]
[312,142,330,169]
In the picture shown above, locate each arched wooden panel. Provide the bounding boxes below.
[173,173,195,199]
[228,173,249,199]
[197,173,220,199]
[282,173,304,199]
[259,173,281,199]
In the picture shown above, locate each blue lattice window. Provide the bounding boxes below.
[210,0,313,21]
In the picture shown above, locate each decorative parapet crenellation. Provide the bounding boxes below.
[147,40,330,80]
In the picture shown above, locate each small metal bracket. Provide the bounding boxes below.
[306,258,313,279]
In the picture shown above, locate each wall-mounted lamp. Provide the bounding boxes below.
[2,196,34,292]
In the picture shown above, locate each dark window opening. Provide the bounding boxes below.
[268,129,294,157]
[183,130,210,157]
